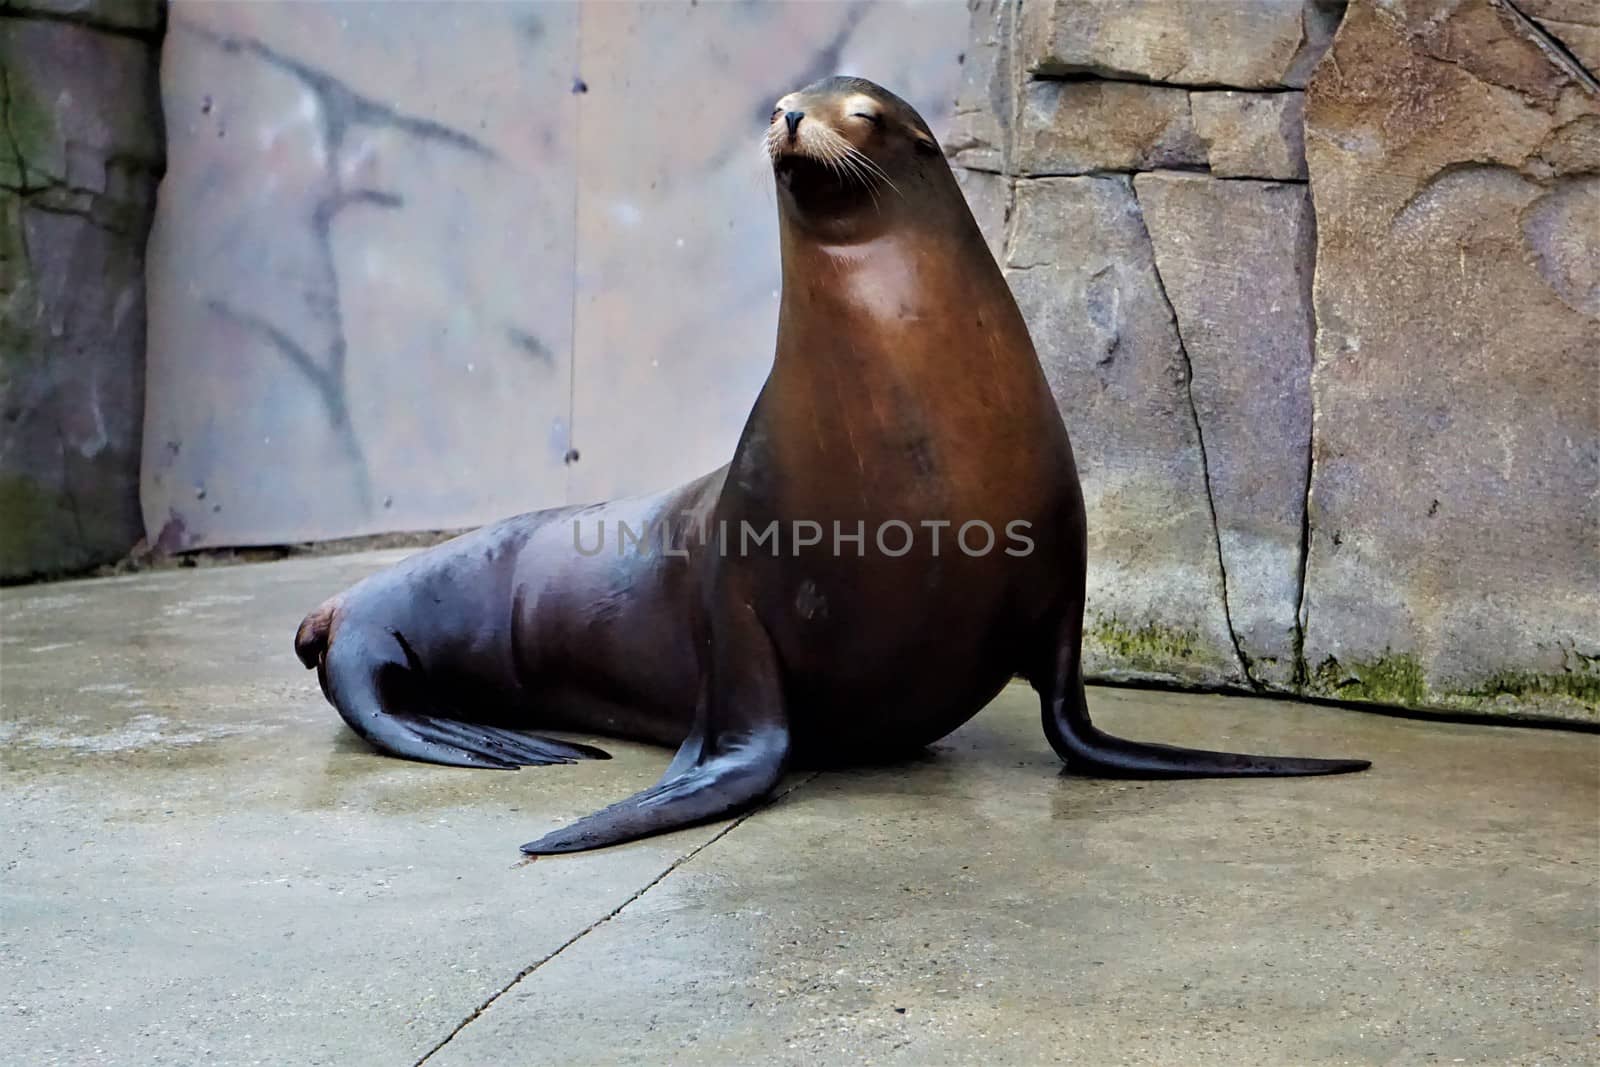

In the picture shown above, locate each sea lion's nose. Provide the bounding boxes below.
[785,111,804,138]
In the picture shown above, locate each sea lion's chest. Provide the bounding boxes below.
[720,392,1073,691]
[749,347,1070,536]
[724,233,1077,689]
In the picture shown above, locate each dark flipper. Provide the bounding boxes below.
[1036,602,1370,778]
[378,714,610,768]
[522,582,789,854]
[1044,682,1370,777]
[317,626,609,770]
[518,731,787,852]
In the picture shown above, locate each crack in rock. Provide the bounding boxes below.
[1129,181,1258,688]
[1502,0,1600,92]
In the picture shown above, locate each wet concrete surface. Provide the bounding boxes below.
[2,551,1596,1065]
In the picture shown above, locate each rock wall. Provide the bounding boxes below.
[0,1,166,580]
[140,0,967,550]
[949,0,1599,722]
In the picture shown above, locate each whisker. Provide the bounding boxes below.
[826,133,885,209]
[755,146,776,206]
[820,132,860,177]
[822,141,879,209]
[840,155,882,211]
[760,125,894,213]
[756,130,787,206]
[843,143,900,198]
[839,141,890,187]
[811,136,843,179]
[825,142,859,188]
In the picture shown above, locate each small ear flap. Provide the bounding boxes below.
[914,136,940,156]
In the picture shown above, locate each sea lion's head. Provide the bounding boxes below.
[764,76,951,241]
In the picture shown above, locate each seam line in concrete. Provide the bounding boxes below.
[412,771,821,1065]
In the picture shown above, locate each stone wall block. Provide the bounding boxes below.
[1135,172,1318,688]
[1190,90,1308,179]
[1301,0,1600,721]
[1015,79,1204,175]
[0,16,163,579]
[946,0,1016,173]
[1021,0,1344,89]
[1,18,163,193]
[1005,175,1243,687]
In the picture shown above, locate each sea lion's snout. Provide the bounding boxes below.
[765,97,811,163]
[765,92,868,164]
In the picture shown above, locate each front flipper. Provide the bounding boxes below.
[319,627,610,769]
[521,583,789,854]
[1033,604,1370,777]
[517,732,786,852]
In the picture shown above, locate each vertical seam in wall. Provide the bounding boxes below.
[1002,0,1022,252]
[1,67,30,192]
[1292,203,1318,690]
[564,6,584,506]
[1292,409,1315,687]
[1131,182,1258,688]
[1294,0,1350,689]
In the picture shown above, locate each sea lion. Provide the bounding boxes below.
[293,77,1369,855]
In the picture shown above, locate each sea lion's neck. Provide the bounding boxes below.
[772,204,1014,374]
[760,193,1058,481]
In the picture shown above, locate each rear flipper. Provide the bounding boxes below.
[521,580,788,854]
[359,712,610,769]
[1044,684,1369,777]
[313,625,609,770]
[1035,611,1369,778]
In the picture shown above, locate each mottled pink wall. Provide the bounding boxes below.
[143,0,968,549]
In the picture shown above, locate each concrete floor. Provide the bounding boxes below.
[1,551,1595,1066]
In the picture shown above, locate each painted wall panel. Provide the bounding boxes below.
[143,0,969,547]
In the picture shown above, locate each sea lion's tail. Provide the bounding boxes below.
[294,600,337,668]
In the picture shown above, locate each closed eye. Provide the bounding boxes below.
[852,112,883,126]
